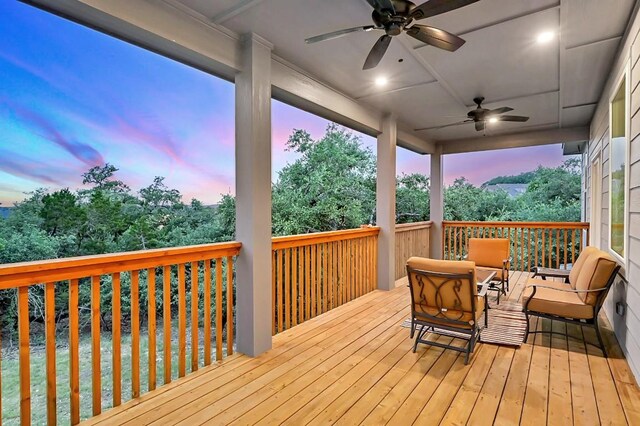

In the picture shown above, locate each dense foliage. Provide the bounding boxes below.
[0,125,581,335]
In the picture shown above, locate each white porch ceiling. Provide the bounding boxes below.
[174,0,634,145]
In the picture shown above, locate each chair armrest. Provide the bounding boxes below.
[532,266,570,278]
[525,283,605,293]
[478,284,489,298]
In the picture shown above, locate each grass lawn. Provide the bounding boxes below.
[1,323,231,425]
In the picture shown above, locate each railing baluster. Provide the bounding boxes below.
[204,260,212,364]
[311,245,316,317]
[112,273,122,405]
[178,264,186,378]
[162,266,171,385]
[292,247,298,326]
[91,275,101,415]
[18,286,31,426]
[227,256,234,356]
[45,282,56,426]
[285,248,291,330]
[306,245,311,317]
[317,244,322,315]
[323,243,328,313]
[563,229,568,269]
[131,270,140,398]
[272,251,276,335]
[277,250,284,333]
[216,258,223,361]
[191,261,199,372]
[148,268,157,391]
[69,279,80,425]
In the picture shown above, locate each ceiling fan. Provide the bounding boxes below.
[416,97,530,132]
[305,0,479,70]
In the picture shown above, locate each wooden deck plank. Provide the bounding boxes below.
[184,298,412,425]
[124,292,410,425]
[547,321,573,426]
[567,323,600,426]
[437,344,499,426]
[79,272,640,426]
[466,346,516,426]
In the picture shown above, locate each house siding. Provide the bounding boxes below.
[585,2,640,381]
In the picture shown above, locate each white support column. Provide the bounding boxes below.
[376,114,397,291]
[235,33,273,357]
[430,147,444,259]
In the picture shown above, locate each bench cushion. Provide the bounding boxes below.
[523,280,594,319]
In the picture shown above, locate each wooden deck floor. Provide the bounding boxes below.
[84,272,640,425]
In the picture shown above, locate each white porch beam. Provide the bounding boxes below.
[376,114,397,291]
[430,148,444,259]
[438,126,590,154]
[235,33,273,357]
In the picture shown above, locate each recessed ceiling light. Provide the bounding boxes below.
[488,117,499,124]
[375,76,388,87]
[536,31,555,44]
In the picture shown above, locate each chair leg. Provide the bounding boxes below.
[484,296,489,328]
[594,316,608,357]
[410,319,416,338]
[413,325,427,353]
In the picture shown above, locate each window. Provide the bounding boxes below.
[610,76,627,258]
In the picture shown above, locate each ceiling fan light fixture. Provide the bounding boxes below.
[536,31,555,44]
[375,76,388,87]
[488,117,499,124]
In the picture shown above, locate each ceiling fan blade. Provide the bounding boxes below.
[305,25,378,44]
[415,120,472,131]
[489,107,514,115]
[411,0,480,20]
[405,25,466,52]
[365,0,395,13]
[499,115,530,122]
[475,121,485,132]
[363,35,392,70]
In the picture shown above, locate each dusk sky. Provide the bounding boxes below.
[0,1,568,206]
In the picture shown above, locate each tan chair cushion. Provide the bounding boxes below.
[523,281,594,319]
[574,251,618,305]
[406,257,479,327]
[568,246,599,289]
[468,238,509,269]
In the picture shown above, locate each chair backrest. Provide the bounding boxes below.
[467,238,509,269]
[573,249,620,306]
[406,257,478,327]
[568,246,600,288]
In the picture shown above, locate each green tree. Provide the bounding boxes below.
[272,124,376,235]
[396,173,430,223]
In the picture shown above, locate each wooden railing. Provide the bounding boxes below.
[395,221,431,280]
[442,221,590,271]
[271,226,379,334]
[0,242,241,425]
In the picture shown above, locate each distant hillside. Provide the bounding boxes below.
[482,170,536,187]
[0,207,12,219]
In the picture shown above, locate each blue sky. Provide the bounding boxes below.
[0,1,568,206]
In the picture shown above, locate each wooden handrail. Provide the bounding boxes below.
[0,242,241,289]
[395,221,432,232]
[272,227,380,249]
[443,220,589,228]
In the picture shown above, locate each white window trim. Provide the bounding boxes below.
[608,61,631,265]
